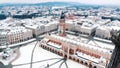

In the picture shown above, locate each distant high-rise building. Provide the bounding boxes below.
[58,12,66,36]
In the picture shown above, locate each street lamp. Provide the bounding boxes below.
[105,59,109,68]
[88,60,92,68]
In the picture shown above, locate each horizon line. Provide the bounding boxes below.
[0,1,120,7]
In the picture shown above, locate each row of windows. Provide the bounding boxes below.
[0,37,7,39]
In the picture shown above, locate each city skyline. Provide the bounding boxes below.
[0,1,120,68]
[0,0,120,6]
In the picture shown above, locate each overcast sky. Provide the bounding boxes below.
[0,0,120,6]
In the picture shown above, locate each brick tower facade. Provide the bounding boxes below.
[58,12,66,36]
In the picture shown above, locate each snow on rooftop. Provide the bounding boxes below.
[97,26,111,31]
[0,31,8,35]
[76,51,100,63]
[111,26,120,30]
[47,42,62,49]
[93,41,114,50]
[49,34,112,53]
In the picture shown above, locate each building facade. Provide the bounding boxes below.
[40,34,112,68]
[0,27,33,45]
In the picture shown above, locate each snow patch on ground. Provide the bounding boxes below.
[12,41,88,68]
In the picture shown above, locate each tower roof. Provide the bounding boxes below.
[60,12,65,19]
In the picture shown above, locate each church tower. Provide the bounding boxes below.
[107,30,120,68]
[58,12,66,36]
